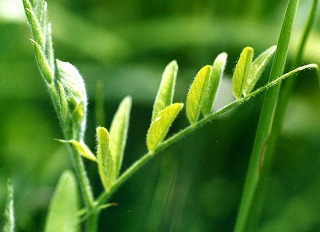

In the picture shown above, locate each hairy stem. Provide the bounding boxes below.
[94,63,317,208]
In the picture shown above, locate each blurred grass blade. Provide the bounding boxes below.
[110,96,132,176]
[186,65,212,124]
[147,103,183,153]
[243,46,277,96]
[151,60,178,121]
[3,180,14,232]
[57,139,96,162]
[202,53,227,116]
[97,127,116,192]
[44,171,79,232]
[232,47,254,100]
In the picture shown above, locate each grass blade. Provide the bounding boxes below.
[97,127,116,192]
[202,52,227,116]
[110,96,132,176]
[151,60,178,121]
[232,47,254,100]
[186,65,212,124]
[44,171,79,232]
[234,1,300,231]
[147,103,183,153]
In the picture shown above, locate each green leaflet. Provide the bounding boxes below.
[97,127,116,192]
[24,0,55,76]
[243,45,277,96]
[3,180,14,232]
[147,103,184,153]
[110,96,132,177]
[23,2,45,48]
[57,139,96,162]
[31,39,53,84]
[232,47,254,100]
[44,171,79,232]
[202,53,228,116]
[186,65,212,124]
[151,60,178,121]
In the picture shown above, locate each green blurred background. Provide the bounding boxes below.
[0,0,320,231]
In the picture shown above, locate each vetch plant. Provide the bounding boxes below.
[1,0,316,231]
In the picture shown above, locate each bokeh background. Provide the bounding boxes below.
[1,0,320,231]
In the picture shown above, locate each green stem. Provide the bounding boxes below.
[94,63,317,208]
[233,1,300,232]
[70,147,95,208]
[85,209,99,232]
[247,0,318,230]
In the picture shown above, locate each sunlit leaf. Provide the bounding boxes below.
[97,127,116,192]
[202,52,228,116]
[151,60,178,121]
[3,180,14,232]
[186,65,212,124]
[232,47,254,100]
[44,171,79,232]
[243,45,276,96]
[57,139,96,162]
[110,96,132,176]
[147,103,184,153]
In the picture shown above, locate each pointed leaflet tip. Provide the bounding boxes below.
[57,139,97,162]
[151,60,178,121]
[202,52,228,116]
[147,103,184,153]
[186,65,212,124]
[232,47,254,100]
[96,127,116,192]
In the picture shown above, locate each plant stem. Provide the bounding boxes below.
[247,0,318,230]
[233,1,300,232]
[85,209,99,232]
[70,147,95,208]
[94,63,317,208]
